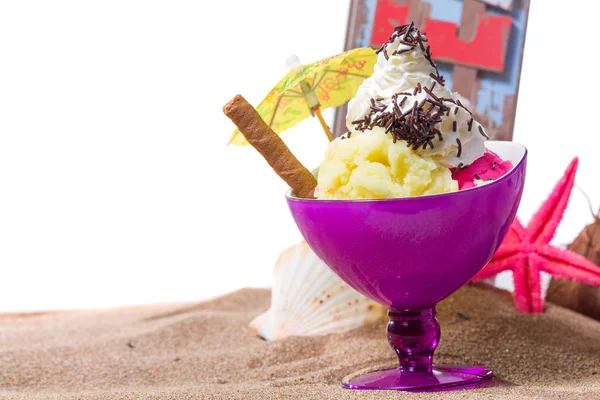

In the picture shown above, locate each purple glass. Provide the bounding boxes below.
[286,142,527,391]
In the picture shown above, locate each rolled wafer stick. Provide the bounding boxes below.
[223,95,317,199]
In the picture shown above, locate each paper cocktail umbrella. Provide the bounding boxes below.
[228,47,376,144]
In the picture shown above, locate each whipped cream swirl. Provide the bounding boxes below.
[345,24,487,168]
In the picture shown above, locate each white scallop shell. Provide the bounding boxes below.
[250,241,386,340]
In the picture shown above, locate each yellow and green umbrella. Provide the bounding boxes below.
[229,47,377,145]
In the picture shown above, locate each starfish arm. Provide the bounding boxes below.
[510,218,527,242]
[511,256,541,313]
[526,157,578,245]
[471,254,521,282]
[536,245,600,285]
[490,245,521,261]
[502,224,522,245]
[528,254,547,313]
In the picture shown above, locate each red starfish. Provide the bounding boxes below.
[472,157,600,313]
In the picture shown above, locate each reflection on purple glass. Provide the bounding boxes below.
[286,142,527,391]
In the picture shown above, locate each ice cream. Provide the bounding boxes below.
[346,23,487,168]
[316,23,512,200]
[316,127,457,200]
[452,150,513,190]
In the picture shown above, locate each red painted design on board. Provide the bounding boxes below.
[371,0,512,72]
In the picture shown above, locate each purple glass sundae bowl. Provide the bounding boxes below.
[286,141,527,391]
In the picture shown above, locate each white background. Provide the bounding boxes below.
[0,1,598,312]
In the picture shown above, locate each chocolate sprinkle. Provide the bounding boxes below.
[456,99,472,115]
[467,118,474,132]
[453,120,457,132]
[478,125,489,139]
[442,97,456,105]
[394,48,412,56]
[429,73,445,87]
[456,138,462,158]
[474,173,481,180]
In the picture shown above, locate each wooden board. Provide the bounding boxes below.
[334,0,530,141]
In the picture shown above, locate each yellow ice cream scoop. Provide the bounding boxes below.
[315,127,458,200]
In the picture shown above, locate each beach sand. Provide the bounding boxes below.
[0,284,599,399]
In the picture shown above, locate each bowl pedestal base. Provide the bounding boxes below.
[343,308,492,391]
[343,365,493,391]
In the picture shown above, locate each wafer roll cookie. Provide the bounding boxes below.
[223,95,317,199]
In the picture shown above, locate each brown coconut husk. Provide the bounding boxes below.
[546,217,600,320]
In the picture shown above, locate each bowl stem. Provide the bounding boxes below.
[387,307,440,372]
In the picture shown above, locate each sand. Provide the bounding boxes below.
[0,284,599,399]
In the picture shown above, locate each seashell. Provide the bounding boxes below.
[250,241,386,340]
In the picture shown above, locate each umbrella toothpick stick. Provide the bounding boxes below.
[287,55,334,143]
[313,107,334,142]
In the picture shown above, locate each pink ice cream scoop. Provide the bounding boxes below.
[452,150,513,190]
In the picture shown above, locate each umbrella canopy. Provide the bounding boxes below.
[229,47,377,145]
